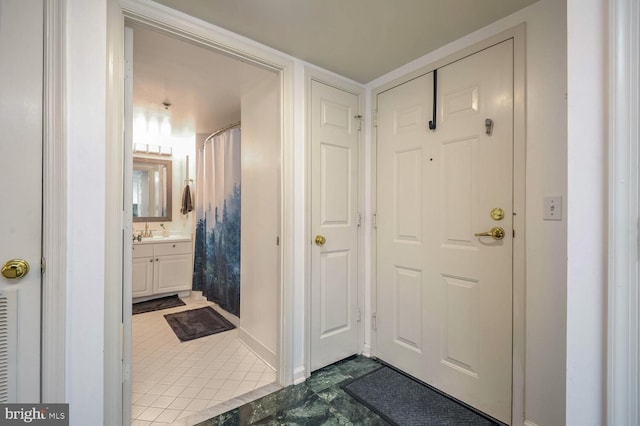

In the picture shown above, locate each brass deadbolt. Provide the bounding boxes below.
[490,208,505,221]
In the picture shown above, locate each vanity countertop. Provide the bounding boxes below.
[133,235,192,245]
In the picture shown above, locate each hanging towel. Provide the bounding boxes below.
[181,184,193,215]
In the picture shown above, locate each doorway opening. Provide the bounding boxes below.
[124,20,282,425]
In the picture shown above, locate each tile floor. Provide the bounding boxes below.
[198,356,388,425]
[199,356,502,426]
[131,297,276,426]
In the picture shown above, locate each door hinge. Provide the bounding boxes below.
[123,361,130,383]
[354,114,363,132]
[372,213,378,229]
[513,229,516,238]
[357,308,361,323]
[41,256,46,275]
[276,236,280,246]
[373,110,378,128]
[357,212,362,227]
[372,313,377,330]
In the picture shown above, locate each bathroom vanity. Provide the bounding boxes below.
[132,236,193,299]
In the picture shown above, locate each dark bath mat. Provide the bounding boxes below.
[132,294,185,315]
[342,366,501,426]
[164,306,235,342]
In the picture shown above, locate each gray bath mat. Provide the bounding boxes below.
[342,366,501,426]
[132,294,185,315]
[164,306,235,341]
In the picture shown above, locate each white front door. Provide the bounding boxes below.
[310,80,360,371]
[0,0,43,402]
[376,40,514,423]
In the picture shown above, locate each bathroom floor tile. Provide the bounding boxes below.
[150,395,176,409]
[137,406,165,422]
[131,405,146,419]
[154,408,182,423]
[163,385,186,397]
[132,297,276,425]
[135,393,160,407]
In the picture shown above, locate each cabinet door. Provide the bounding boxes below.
[155,254,192,294]
[132,257,154,297]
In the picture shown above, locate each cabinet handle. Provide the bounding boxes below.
[172,244,176,247]
[149,259,153,263]
[155,258,159,261]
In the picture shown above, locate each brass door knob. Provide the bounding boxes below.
[474,227,505,240]
[315,235,326,246]
[1,259,30,280]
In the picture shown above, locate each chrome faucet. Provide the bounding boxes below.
[142,223,153,238]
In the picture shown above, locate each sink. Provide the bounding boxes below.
[134,234,191,244]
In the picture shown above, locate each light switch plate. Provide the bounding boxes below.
[543,196,562,221]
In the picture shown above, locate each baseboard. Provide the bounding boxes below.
[362,344,372,357]
[209,302,240,327]
[524,420,541,426]
[292,366,306,385]
[189,290,204,301]
[177,289,191,298]
[238,327,277,369]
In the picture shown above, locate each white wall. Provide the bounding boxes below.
[66,0,106,423]
[238,73,281,367]
[62,1,607,424]
[367,1,568,424]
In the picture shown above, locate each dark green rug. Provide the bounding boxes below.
[342,366,501,426]
[164,306,235,341]
[132,294,185,315]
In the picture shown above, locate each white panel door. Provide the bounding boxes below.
[0,0,43,402]
[310,80,359,371]
[376,40,514,423]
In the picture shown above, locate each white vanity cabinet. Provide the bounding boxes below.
[132,238,193,299]
[132,244,154,297]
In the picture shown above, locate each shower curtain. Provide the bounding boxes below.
[193,127,241,317]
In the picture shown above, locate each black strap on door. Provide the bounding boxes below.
[428,69,437,131]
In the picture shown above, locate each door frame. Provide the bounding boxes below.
[607,0,639,422]
[304,69,366,379]
[370,25,526,425]
[42,0,67,402]
[105,0,296,424]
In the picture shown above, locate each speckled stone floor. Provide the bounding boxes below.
[196,356,389,425]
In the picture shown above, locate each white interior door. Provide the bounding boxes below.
[310,80,360,371]
[0,0,43,402]
[376,40,514,423]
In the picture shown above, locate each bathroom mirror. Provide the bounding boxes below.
[132,157,172,222]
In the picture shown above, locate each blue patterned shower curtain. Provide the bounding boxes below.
[193,127,241,317]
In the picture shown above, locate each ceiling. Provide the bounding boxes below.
[152,0,539,83]
[132,0,539,136]
[132,23,275,135]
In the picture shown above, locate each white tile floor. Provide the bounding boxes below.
[131,297,276,426]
